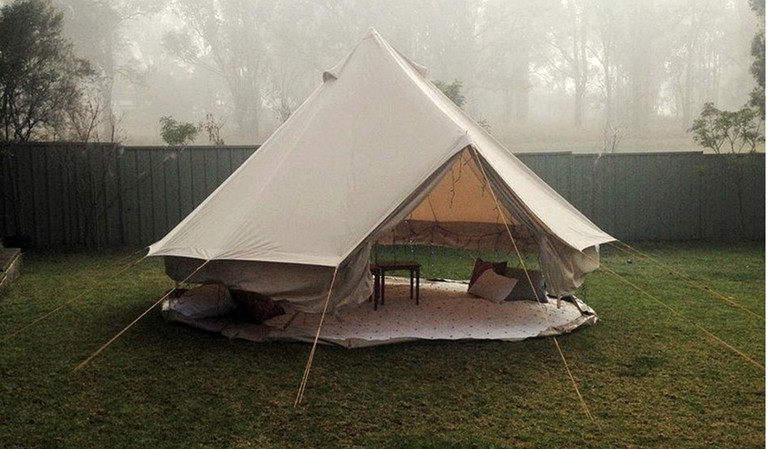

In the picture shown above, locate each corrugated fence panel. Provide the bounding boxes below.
[217,148,233,185]
[57,144,80,246]
[31,146,50,247]
[0,152,7,237]
[0,144,762,248]
[89,146,107,247]
[150,149,168,241]
[119,147,141,246]
[740,154,766,239]
[496,151,763,242]
[516,152,573,202]
[570,155,600,224]
[190,149,208,208]
[177,149,195,224]
[17,148,37,245]
[104,146,125,247]
[45,146,64,246]
[135,148,155,246]
[51,145,73,245]
[700,153,765,241]
[592,154,631,238]
[596,153,704,240]
[164,151,182,234]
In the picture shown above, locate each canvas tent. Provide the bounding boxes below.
[147,29,615,316]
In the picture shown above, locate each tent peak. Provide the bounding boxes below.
[323,28,383,82]
[151,28,613,270]
[323,28,427,82]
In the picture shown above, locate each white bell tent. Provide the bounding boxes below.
[147,29,615,323]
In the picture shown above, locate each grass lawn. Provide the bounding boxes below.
[0,242,764,448]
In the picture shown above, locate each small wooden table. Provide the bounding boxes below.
[370,260,420,310]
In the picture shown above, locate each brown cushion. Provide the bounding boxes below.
[468,258,507,289]
[230,289,285,323]
[503,267,547,303]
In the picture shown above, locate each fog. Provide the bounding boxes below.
[54,0,762,152]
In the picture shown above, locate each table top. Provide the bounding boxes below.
[371,260,420,270]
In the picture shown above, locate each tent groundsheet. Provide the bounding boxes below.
[162,278,597,348]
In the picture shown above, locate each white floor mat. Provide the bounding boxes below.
[163,278,597,348]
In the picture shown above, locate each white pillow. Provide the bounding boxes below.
[171,283,235,318]
[468,269,518,304]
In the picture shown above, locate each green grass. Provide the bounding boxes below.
[0,243,764,448]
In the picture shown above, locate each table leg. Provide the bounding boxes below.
[381,270,385,306]
[409,269,414,299]
[416,267,420,305]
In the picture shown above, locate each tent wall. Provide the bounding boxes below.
[164,244,373,313]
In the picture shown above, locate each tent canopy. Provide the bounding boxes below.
[147,29,614,312]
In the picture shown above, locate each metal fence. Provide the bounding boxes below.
[517,151,765,241]
[0,143,764,248]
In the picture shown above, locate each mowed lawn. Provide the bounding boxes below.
[0,243,764,448]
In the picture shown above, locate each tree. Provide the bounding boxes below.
[163,0,274,143]
[0,0,93,142]
[56,0,171,142]
[198,113,225,145]
[473,0,556,125]
[159,115,197,145]
[663,1,757,130]
[624,1,668,131]
[688,0,765,155]
[585,0,623,130]
[433,79,466,108]
[57,0,122,141]
[547,0,591,127]
[434,77,490,131]
[689,102,763,154]
[749,0,765,116]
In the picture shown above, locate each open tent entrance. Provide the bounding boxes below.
[374,146,539,256]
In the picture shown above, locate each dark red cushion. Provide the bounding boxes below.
[230,289,285,323]
[468,258,507,289]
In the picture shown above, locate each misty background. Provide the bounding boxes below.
[36,0,764,152]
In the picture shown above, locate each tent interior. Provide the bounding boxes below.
[379,148,539,254]
[160,148,601,347]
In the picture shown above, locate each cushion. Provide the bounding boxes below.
[230,289,285,323]
[173,283,235,319]
[503,267,547,303]
[468,258,507,289]
[468,269,518,304]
